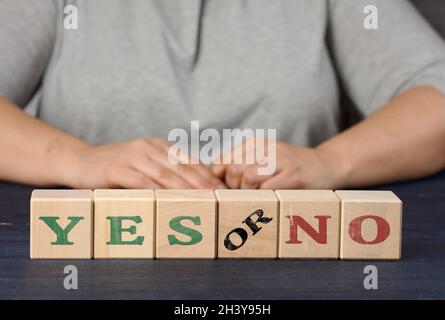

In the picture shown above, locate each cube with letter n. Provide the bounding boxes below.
[276,190,340,259]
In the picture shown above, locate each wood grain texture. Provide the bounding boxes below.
[30,190,93,259]
[155,190,216,259]
[336,190,402,260]
[275,190,340,259]
[94,190,155,259]
[215,190,278,259]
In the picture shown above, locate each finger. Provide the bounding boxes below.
[184,153,227,187]
[214,136,250,166]
[240,165,274,189]
[225,164,255,189]
[210,164,227,180]
[151,140,226,188]
[175,162,225,189]
[188,163,227,188]
[132,156,193,189]
[110,168,161,189]
[214,136,259,187]
[171,146,227,188]
[259,170,301,190]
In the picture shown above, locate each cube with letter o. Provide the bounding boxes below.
[336,190,402,260]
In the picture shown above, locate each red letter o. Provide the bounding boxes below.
[348,215,390,244]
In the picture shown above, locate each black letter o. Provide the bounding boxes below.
[224,228,248,251]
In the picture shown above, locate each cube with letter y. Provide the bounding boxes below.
[216,190,278,258]
[275,190,340,259]
[155,190,216,259]
[94,189,155,259]
[336,190,402,260]
[30,190,93,259]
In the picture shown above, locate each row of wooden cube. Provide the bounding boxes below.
[30,189,402,260]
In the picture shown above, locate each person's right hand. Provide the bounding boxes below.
[69,138,226,189]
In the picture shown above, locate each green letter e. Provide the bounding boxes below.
[106,216,144,245]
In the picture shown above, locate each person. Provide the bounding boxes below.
[1,0,445,190]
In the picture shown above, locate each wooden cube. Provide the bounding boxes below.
[275,190,340,259]
[94,190,155,259]
[30,190,93,259]
[155,190,216,259]
[336,190,402,260]
[215,190,278,258]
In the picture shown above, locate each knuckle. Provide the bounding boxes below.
[291,173,306,188]
[151,138,165,145]
[195,165,213,177]
[155,168,172,181]
[130,139,148,149]
[175,164,187,173]
[209,179,224,188]
[227,165,243,177]
[296,178,308,189]
[107,161,123,175]
[196,177,214,188]
[105,167,120,185]
[243,171,257,184]
[116,151,131,163]
[138,176,153,188]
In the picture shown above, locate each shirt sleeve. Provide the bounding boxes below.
[0,0,57,108]
[328,0,445,117]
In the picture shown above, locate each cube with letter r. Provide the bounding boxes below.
[216,190,278,258]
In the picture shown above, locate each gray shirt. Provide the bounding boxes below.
[1,0,445,146]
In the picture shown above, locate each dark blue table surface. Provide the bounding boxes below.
[0,173,444,300]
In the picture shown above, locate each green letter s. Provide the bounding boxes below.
[168,216,203,245]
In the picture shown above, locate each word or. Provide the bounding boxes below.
[168,120,277,175]
[223,209,273,251]
[30,189,402,260]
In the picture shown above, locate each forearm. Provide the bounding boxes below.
[316,86,445,188]
[0,97,92,186]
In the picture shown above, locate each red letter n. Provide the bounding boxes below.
[285,215,331,244]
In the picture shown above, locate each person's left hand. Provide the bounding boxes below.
[211,141,344,190]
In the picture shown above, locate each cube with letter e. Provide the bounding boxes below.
[94,189,155,259]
